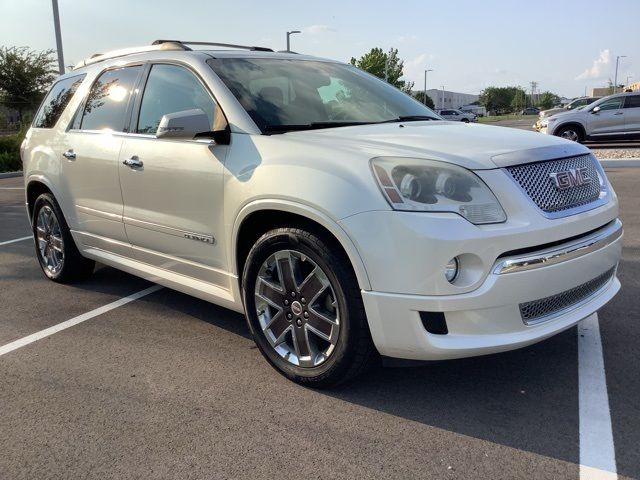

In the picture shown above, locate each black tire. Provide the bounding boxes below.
[555,124,584,143]
[32,193,95,283]
[242,227,377,388]
[461,118,470,123]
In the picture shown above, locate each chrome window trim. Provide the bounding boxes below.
[493,219,622,274]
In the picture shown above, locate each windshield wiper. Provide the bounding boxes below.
[380,115,438,123]
[264,121,376,133]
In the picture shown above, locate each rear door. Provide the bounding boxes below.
[118,63,229,286]
[587,97,625,136]
[622,95,640,135]
[62,65,143,255]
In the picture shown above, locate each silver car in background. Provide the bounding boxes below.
[436,109,477,122]
[534,96,600,131]
[539,92,640,142]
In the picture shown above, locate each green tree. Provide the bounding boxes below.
[480,86,527,114]
[0,46,57,122]
[350,47,414,93]
[538,91,560,110]
[412,91,435,109]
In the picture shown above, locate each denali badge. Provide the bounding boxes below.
[549,167,591,190]
[183,233,214,244]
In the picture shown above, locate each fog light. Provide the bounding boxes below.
[445,257,459,283]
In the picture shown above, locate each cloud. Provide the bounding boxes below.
[403,53,436,84]
[576,49,611,80]
[303,25,335,35]
[396,34,418,43]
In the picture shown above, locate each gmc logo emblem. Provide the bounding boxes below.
[549,167,591,190]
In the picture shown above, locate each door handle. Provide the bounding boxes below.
[62,149,76,160]
[614,112,623,115]
[122,156,143,168]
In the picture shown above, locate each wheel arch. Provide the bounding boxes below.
[232,200,372,291]
[554,122,585,139]
[26,176,56,222]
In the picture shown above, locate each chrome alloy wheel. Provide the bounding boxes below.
[254,250,340,367]
[559,128,580,142]
[36,205,64,275]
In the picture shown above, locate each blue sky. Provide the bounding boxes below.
[1,0,638,97]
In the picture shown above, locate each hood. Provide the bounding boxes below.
[272,121,589,169]
[540,107,565,117]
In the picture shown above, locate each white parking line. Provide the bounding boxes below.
[0,285,162,357]
[0,236,32,246]
[579,313,617,480]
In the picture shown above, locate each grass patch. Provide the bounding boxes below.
[477,114,527,123]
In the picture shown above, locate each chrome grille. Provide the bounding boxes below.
[506,155,601,213]
[519,267,615,324]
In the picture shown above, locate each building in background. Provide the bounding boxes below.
[426,89,479,110]
[625,81,640,91]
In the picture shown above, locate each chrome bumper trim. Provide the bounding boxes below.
[493,219,623,275]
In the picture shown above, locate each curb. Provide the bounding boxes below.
[599,158,640,168]
[0,171,23,179]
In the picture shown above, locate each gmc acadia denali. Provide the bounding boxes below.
[22,40,622,386]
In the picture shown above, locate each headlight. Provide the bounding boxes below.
[371,157,507,224]
[540,119,549,127]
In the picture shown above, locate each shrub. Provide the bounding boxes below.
[0,127,27,172]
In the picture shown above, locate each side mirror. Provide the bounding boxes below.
[591,106,601,114]
[156,109,211,139]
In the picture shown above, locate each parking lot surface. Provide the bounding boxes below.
[0,171,638,479]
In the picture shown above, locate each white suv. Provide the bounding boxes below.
[22,41,622,386]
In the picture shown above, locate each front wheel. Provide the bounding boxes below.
[555,125,584,143]
[242,227,377,387]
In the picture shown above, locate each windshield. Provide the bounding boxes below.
[207,58,439,132]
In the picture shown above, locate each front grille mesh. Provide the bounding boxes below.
[519,267,615,324]
[506,155,601,213]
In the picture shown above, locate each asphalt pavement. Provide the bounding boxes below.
[0,172,638,479]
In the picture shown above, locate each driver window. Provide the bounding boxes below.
[137,64,215,134]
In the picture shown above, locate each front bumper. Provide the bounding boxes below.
[360,220,622,360]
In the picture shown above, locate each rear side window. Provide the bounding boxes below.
[623,96,640,108]
[80,66,142,131]
[136,64,215,134]
[33,74,85,128]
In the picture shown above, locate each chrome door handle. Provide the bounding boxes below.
[62,149,76,160]
[614,112,623,115]
[122,156,143,168]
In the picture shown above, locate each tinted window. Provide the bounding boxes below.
[623,96,640,108]
[137,64,215,134]
[80,66,142,131]
[597,98,624,111]
[33,74,85,128]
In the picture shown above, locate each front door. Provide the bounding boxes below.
[62,65,143,255]
[118,63,229,287]
[587,97,625,136]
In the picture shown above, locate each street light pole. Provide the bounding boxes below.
[423,69,433,105]
[614,55,626,93]
[286,30,301,52]
[51,0,65,74]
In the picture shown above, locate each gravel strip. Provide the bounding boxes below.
[591,148,640,159]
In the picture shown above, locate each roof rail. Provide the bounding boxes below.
[73,41,188,70]
[152,40,273,52]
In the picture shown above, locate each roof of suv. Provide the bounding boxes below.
[71,40,333,72]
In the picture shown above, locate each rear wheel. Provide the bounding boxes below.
[556,125,584,143]
[242,227,376,387]
[32,193,95,282]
